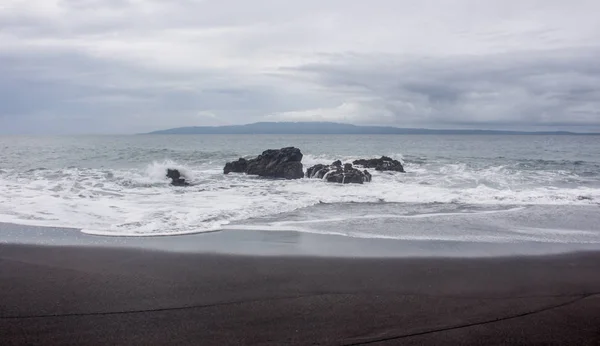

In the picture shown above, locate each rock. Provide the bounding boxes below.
[306,164,328,178]
[306,161,372,184]
[223,147,304,179]
[326,166,372,184]
[166,169,190,186]
[353,156,405,172]
[223,158,248,174]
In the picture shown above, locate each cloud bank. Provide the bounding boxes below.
[1,0,599,133]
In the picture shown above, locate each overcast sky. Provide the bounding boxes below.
[1,0,599,134]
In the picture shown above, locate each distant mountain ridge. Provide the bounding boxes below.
[146,122,594,135]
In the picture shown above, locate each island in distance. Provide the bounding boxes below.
[146,122,594,135]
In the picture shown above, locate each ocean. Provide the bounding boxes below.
[1,134,599,243]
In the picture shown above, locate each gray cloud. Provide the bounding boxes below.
[1,0,600,133]
[266,47,600,132]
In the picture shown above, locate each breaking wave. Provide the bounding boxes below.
[1,147,599,238]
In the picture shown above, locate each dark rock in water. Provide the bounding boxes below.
[166,169,190,186]
[306,161,372,184]
[246,147,304,179]
[223,158,248,174]
[326,166,372,184]
[223,147,304,179]
[332,160,342,167]
[306,164,328,179]
[353,156,405,172]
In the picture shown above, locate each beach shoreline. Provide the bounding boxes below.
[3,221,600,258]
[2,224,600,345]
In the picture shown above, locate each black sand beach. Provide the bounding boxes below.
[2,228,600,345]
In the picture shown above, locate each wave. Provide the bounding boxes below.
[0,156,599,237]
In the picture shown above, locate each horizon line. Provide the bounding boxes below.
[145,121,600,135]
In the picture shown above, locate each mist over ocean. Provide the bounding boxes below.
[1,134,599,242]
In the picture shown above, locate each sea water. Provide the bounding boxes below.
[1,134,599,243]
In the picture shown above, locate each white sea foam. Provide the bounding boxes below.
[227,204,600,243]
[259,207,527,226]
[0,155,599,238]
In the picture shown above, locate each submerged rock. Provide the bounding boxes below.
[307,161,372,184]
[353,156,405,172]
[223,158,248,174]
[167,169,190,186]
[223,147,304,179]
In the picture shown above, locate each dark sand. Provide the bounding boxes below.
[2,242,600,345]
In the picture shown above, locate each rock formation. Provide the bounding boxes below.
[166,169,190,186]
[353,156,405,172]
[307,161,372,184]
[223,158,248,174]
[224,147,304,179]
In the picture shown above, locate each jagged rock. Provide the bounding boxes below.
[306,164,328,179]
[353,156,405,172]
[306,161,372,184]
[166,169,190,186]
[223,158,248,174]
[224,147,304,179]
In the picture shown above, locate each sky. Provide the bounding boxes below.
[1,0,599,134]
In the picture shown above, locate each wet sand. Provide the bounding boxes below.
[2,240,600,345]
